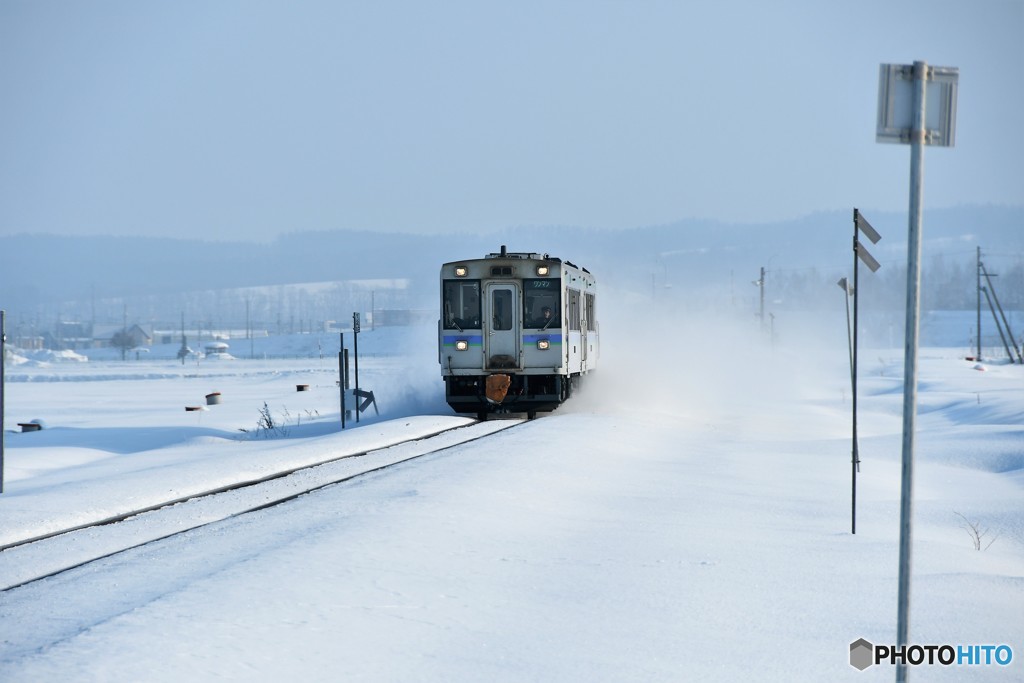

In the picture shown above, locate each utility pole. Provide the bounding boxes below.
[979,257,1023,364]
[976,246,982,361]
[247,299,253,359]
[752,267,766,332]
[759,267,765,333]
[178,312,188,365]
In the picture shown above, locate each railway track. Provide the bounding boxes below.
[0,418,524,593]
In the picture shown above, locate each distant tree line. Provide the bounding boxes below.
[6,278,430,343]
[769,253,1023,312]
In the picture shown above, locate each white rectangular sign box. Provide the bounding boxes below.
[876,63,959,146]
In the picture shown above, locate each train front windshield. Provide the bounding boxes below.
[443,280,481,330]
[524,278,560,328]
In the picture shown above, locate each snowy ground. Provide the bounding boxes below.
[0,309,1021,681]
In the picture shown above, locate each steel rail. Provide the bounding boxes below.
[1,421,490,553]
[0,419,524,592]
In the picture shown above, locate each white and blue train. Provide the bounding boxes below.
[439,246,599,419]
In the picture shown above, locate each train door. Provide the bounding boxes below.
[567,288,582,374]
[580,312,588,365]
[484,283,519,368]
[581,290,594,369]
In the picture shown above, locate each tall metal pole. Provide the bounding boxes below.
[121,304,128,361]
[848,209,881,536]
[179,312,186,366]
[759,267,766,332]
[895,60,929,683]
[247,299,253,359]
[851,221,861,535]
[976,247,982,361]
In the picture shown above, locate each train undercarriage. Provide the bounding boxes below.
[444,373,581,420]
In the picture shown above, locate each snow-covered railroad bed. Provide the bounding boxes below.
[0,418,524,592]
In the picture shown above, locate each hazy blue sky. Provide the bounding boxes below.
[1,0,1021,242]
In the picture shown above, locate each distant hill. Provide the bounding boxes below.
[2,204,1021,326]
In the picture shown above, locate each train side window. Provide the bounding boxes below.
[567,290,581,331]
[585,292,596,331]
[523,279,561,328]
[443,279,481,329]
[491,289,513,330]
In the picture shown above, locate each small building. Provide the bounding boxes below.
[45,321,94,350]
[11,335,44,351]
[204,341,234,360]
[93,324,152,349]
[373,309,435,327]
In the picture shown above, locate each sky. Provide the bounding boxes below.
[1,0,1021,242]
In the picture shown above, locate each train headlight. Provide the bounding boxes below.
[454,266,468,277]
[455,340,469,351]
[536,265,550,276]
[537,339,550,350]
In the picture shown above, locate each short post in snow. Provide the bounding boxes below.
[339,332,347,429]
[339,314,377,427]
[353,312,361,423]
